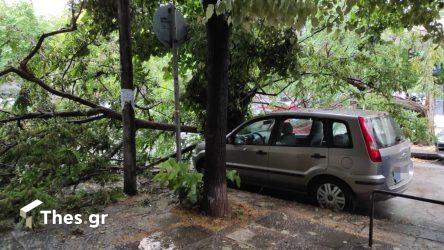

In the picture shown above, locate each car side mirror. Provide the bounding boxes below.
[226,136,233,144]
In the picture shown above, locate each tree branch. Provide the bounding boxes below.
[393,96,427,117]
[0,142,17,157]
[137,144,197,173]
[0,107,197,132]
[70,114,106,124]
[256,81,296,97]
[0,67,14,78]
[0,109,102,124]
[0,1,198,134]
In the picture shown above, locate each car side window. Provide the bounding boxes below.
[275,118,326,147]
[233,119,275,145]
[332,121,352,148]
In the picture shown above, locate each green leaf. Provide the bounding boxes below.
[215,0,227,16]
[205,4,215,22]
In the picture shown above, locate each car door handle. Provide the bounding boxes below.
[311,153,326,159]
[256,150,267,155]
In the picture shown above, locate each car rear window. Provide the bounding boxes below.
[366,116,404,148]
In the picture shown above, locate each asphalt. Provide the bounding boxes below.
[372,160,444,231]
[1,159,443,249]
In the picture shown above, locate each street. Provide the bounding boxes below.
[373,159,444,232]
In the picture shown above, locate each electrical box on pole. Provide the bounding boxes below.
[153,3,187,161]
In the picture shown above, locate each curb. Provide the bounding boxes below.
[411,151,443,160]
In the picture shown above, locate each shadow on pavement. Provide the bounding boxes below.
[229,182,399,220]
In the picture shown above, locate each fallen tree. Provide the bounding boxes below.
[0,1,197,133]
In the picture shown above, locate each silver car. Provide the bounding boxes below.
[192,109,414,211]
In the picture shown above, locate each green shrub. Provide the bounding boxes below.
[226,169,241,188]
[153,159,203,205]
[153,159,241,205]
[395,111,433,144]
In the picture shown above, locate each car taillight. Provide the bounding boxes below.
[358,116,382,162]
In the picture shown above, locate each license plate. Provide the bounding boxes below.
[393,171,402,184]
[392,165,410,184]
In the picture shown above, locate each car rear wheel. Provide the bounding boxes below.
[312,178,355,212]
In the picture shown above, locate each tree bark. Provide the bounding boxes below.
[118,0,137,195]
[202,0,230,217]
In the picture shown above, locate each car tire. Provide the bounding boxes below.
[196,158,205,174]
[311,177,356,212]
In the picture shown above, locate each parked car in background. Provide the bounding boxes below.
[435,130,444,157]
[193,109,414,211]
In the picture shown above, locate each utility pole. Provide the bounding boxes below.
[169,3,181,161]
[153,2,186,162]
[117,0,137,195]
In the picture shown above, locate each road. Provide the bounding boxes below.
[373,159,444,231]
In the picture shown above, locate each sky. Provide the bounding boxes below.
[5,0,68,18]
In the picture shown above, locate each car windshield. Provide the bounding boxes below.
[234,119,275,145]
[366,116,404,148]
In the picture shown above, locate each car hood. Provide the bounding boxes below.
[194,141,205,153]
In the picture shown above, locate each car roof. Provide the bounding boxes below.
[258,109,387,119]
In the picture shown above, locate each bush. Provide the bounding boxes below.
[226,169,241,187]
[394,110,434,144]
[153,159,241,206]
[153,159,203,205]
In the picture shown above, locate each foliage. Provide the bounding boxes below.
[153,159,204,205]
[398,112,434,144]
[0,119,122,219]
[0,219,13,233]
[153,159,240,205]
[61,188,125,214]
[226,169,241,188]
[204,0,443,43]
[0,0,52,70]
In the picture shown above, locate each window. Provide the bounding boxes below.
[276,118,325,147]
[233,119,275,145]
[366,116,404,148]
[332,121,352,148]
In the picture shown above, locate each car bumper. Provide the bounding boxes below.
[352,168,414,202]
[436,148,444,158]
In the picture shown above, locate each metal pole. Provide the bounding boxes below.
[369,193,375,247]
[169,3,181,161]
[368,190,444,248]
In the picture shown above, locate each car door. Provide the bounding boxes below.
[327,119,356,175]
[267,116,328,190]
[226,118,276,185]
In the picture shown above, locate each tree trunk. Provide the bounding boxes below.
[202,0,230,217]
[117,0,137,195]
[425,89,435,145]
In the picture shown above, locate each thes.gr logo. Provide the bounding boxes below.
[20,200,43,229]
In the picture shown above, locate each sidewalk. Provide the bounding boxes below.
[411,145,442,160]
[2,185,443,249]
[138,190,443,249]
